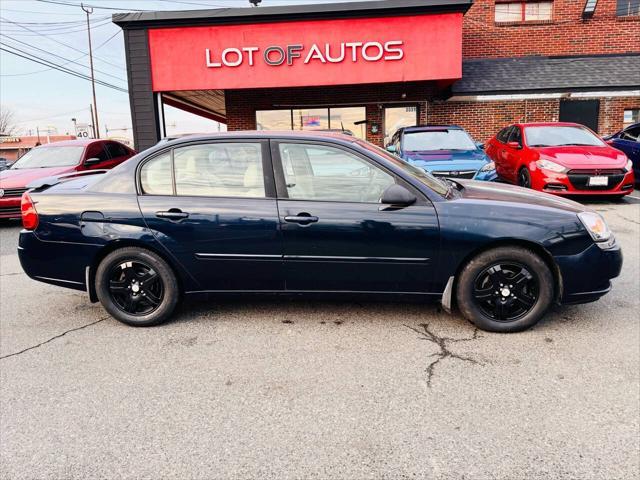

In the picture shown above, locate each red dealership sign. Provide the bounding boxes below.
[148,13,463,91]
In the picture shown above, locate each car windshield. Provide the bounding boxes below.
[10,146,84,169]
[524,126,605,147]
[357,140,450,197]
[403,129,477,151]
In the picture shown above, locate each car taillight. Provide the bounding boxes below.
[21,192,39,230]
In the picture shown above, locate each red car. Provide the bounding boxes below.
[0,139,135,219]
[485,122,635,197]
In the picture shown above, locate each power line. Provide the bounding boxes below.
[0,16,124,70]
[0,30,122,77]
[0,46,128,93]
[35,0,148,12]
[2,35,126,82]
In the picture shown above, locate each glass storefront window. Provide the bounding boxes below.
[330,107,366,139]
[293,109,329,131]
[256,107,367,139]
[256,110,292,130]
[384,106,417,144]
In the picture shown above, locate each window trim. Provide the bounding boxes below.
[270,139,428,205]
[136,139,275,199]
[494,0,554,24]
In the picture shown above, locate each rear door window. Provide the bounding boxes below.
[140,152,172,195]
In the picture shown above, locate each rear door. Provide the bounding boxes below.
[502,126,524,182]
[491,126,513,179]
[137,140,283,292]
[272,140,440,293]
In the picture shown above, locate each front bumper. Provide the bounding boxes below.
[0,197,21,219]
[557,240,623,304]
[532,168,635,196]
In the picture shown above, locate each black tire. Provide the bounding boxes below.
[455,246,555,333]
[518,167,532,188]
[95,247,179,327]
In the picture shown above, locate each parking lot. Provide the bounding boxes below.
[0,196,638,479]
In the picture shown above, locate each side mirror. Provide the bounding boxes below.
[84,157,102,166]
[507,141,521,149]
[380,184,416,208]
[476,142,485,150]
[386,145,397,153]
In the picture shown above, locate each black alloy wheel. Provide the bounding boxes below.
[108,261,164,316]
[455,246,554,332]
[95,247,179,326]
[472,262,538,322]
[518,168,531,188]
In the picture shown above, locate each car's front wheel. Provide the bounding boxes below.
[518,167,532,188]
[456,246,555,333]
[95,247,179,327]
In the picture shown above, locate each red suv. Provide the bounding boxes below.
[0,139,135,219]
[485,122,635,198]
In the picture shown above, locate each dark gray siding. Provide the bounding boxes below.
[123,29,159,152]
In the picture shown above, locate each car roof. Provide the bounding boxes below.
[161,130,360,146]
[399,125,463,133]
[513,122,585,128]
[38,139,105,147]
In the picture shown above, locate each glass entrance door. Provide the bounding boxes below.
[384,106,418,145]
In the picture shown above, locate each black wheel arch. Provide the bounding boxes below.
[449,239,563,310]
[87,240,185,303]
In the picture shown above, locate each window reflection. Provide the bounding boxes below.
[256,110,292,130]
[256,106,367,139]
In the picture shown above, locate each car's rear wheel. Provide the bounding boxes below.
[95,247,179,327]
[518,167,532,188]
[456,246,554,333]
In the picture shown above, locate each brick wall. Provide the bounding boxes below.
[463,0,640,59]
[428,96,640,142]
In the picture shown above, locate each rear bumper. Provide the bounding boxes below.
[18,230,98,291]
[557,240,623,304]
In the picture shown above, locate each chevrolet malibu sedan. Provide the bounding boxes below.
[485,122,634,197]
[0,139,135,219]
[386,125,497,181]
[18,132,622,332]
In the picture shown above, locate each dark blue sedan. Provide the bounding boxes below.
[18,132,622,332]
[605,122,640,185]
[386,125,497,181]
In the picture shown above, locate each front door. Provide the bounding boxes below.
[272,140,440,293]
[137,140,283,292]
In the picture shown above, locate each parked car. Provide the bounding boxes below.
[0,157,9,171]
[386,125,497,181]
[19,132,622,333]
[485,122,634,197]
[604,122,640,185]
[0,139,135,219]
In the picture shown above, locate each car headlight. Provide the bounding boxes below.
[578,211,611,242]
[625,159,633,172]
[479,161,495,172]
[536,159,567,173]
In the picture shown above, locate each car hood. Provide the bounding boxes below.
[535,146,627,168]
[455,179,586,213]
[0,166,76,189]
[404,150,490,172]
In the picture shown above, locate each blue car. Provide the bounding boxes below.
[18,132,621,333]
[387,125,497,181]
[605,122,640,185]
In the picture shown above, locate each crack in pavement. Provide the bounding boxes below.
[404,323,483,387]
[0,317,108,360]
[0,272,23,277]
[614,213,640,226]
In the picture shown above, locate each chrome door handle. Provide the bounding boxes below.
[156,209,189,220]
[284,213,319,225]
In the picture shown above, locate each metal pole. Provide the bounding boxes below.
[82,3,99,138]
[89,104,96,138]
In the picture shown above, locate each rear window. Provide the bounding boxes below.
[524,126,605,147]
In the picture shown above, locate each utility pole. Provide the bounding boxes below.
[89,104,96,138]
[82,3,99,138]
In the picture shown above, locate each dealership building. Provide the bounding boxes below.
[113,0,640,151]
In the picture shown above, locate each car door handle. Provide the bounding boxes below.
[284,213,319,225]
[156,209,189,220]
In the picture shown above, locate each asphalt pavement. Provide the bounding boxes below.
[1,195,639,479]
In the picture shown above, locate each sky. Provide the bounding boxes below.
[0,0,353,143]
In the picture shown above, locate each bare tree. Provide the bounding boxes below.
[0,106,19,136]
